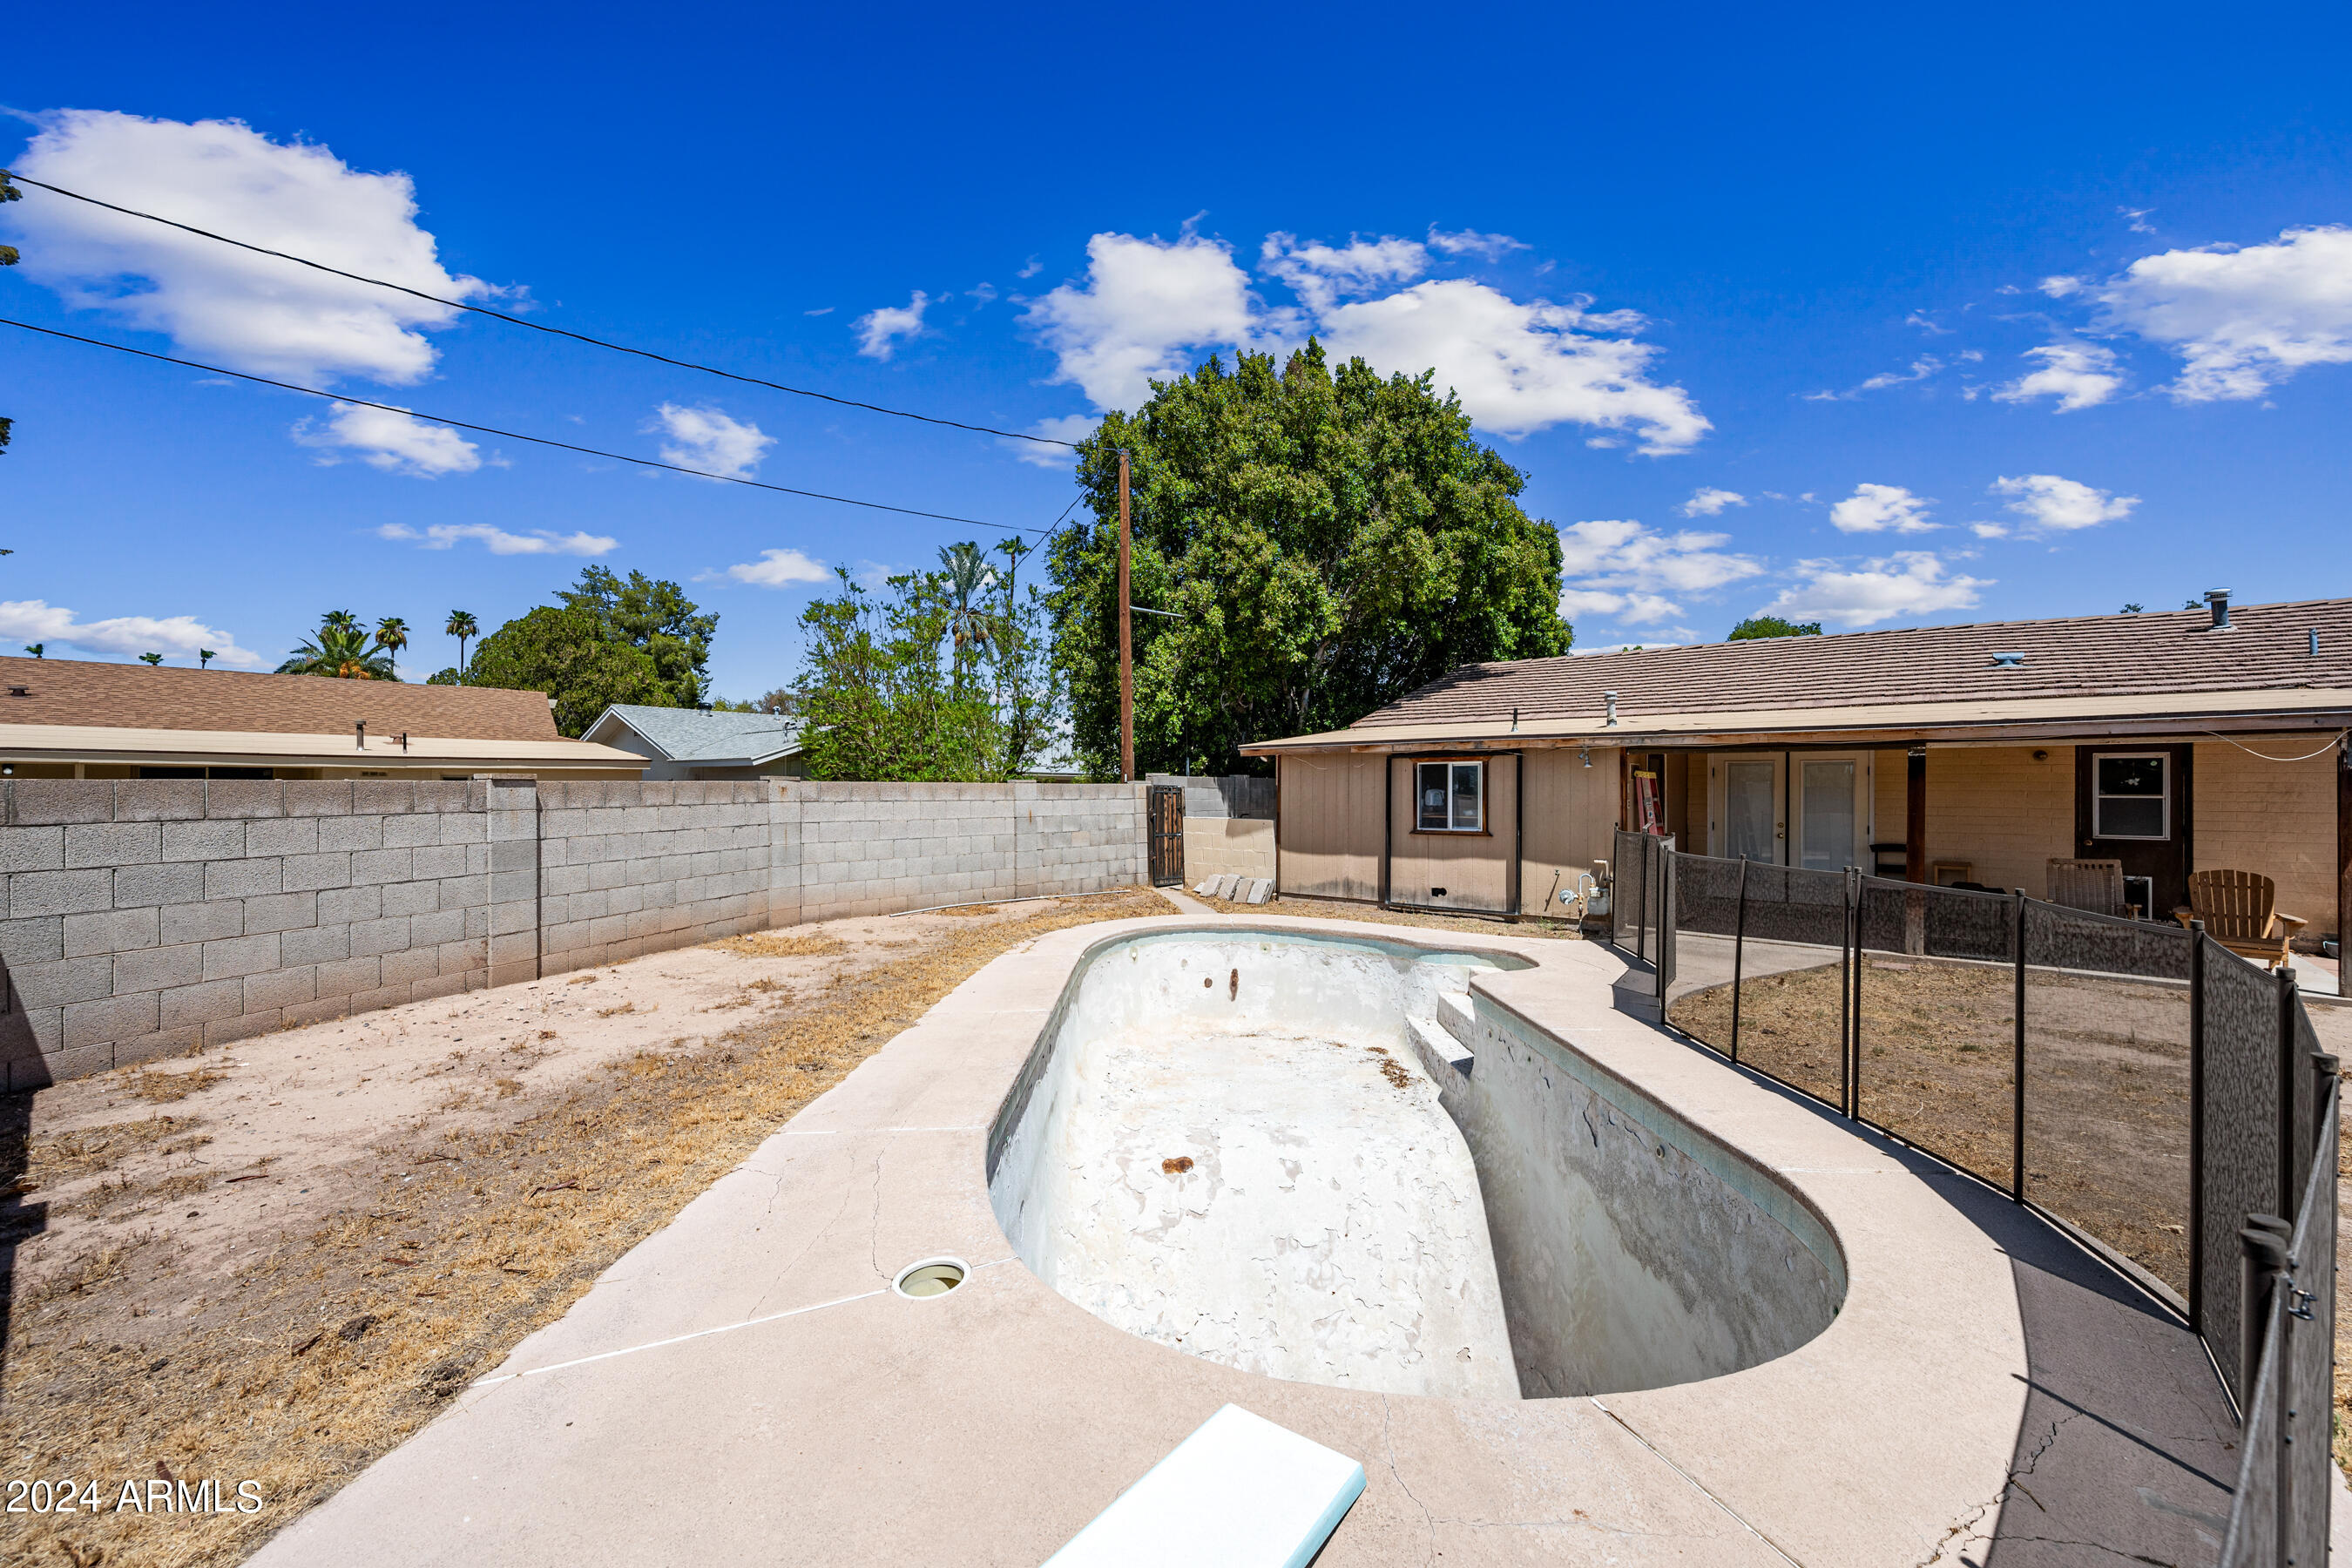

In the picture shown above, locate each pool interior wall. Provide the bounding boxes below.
[988,929,1847,1402]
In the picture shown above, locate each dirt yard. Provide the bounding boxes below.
[0,888,1173,1568]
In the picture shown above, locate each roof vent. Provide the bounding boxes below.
[6,686,26,698]
[1990,652,2027,668]
[1602,691,1619,727]
[2206,587,2233,630]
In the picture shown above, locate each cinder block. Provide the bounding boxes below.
[353,781,416,814]
[0,913,66,965]
[280,996,355,1030]
[409,843,467,882]
[0,827,66,874]
[202,781,286,820]
[14,954,117,1008]
[279,852,353,892]
[281,923,350,966]
[436,938,483,977]
[200,931,281,982]
[409,907,466,947]
[379,947,439,986]
[10,781,113,825]
[63,990,158,1050]
[314,956,381,999]
[377,880,436,920]
[110,780,206,821]
[112,943,203,996]
[318,815,385,853]
[243,965,318,1010]
[350,848,414,885]
[348,917,412,956]
[316,884,380,924]
[13,868,115,917]
[159,977,245,1030]
[203,858,281,901]
[435,875,488,910]
[381,813,440,849]
[204,1010,282,1045]
[64,905,160,958]
[411,970,468,1002]
[415,781,470,814]
[241,890,318,935]
[239,818,316,857]
[164,819,249,861]
[112,1026,203,1069]
[282,781,355,817]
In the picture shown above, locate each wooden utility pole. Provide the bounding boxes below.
[1118,448,1134,782]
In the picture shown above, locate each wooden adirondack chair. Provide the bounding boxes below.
[2047,858,2132,919]
[2172,869,2306,970]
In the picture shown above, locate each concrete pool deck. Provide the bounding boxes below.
[249,913,2208,1566]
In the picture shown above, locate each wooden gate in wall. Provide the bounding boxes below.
[1146,784,1185,886]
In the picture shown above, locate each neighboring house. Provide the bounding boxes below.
[1243,592,2352,949]
[581,705,808,781]
[0,656,646,780]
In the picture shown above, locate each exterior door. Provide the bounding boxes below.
[1792,753,1872,873]
[1146,784,1184,887]
[2074,746,2193,915]
[1710,754,1785,862]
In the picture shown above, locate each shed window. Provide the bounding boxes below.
[2092,753,2169,840]
[1416,760,1484,832]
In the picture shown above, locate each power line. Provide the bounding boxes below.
[0,316,1058,537]
[3,172,1081,449]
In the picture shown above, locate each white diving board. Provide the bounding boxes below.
[1043,1403,1367,1568]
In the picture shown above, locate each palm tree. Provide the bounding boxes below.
[198,649,216,668]
[139,652,164,666]
[278,614,395,679]
[445,610,479,682]
[938,542,998,685]
[375,617,409,678]
[22,643,40,659]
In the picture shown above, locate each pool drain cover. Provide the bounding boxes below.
[893,1256,969,1299]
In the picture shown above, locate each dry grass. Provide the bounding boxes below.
[1,889,1172,1568]
[123,1066,229,1104]
[713,931,846,960]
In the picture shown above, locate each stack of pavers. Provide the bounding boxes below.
[1192,874,1274,904]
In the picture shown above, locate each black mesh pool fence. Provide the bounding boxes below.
[1618,844,2337,1559]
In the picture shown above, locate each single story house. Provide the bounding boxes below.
[581,705,808,781]
[0,656,646,780]
[1243,592,2351,950]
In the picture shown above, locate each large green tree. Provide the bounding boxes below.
[561,566,717,708]
[1727,614,1821,640]
[794,567,997,781]
[1050,341,1571,777]
[453,603,674,735]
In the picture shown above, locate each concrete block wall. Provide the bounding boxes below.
[0,779,494,1086]
[1,776,1146,1089]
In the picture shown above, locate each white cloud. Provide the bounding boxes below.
[1990,341,2123,411]
[648,403,774,479]
[1760,552,1990,628]
[2119,206,2156,234]
[2,109,487,384]
[0,598,261,666]
[1856,355,1943,392]
[1318,280,1709,450]
[726,548,829,587]
[1427,226,1528,260]
[292,402,481,476]
[1970,523,2010,539]
[1023,232,1270,410]
[378,523,615,556]
[854,291,930,360]
[1024,225,1708,450]
[1828,483,1936,534]
[1260,232,1430,313]
[1990,473,2138,532]
[2040,275,2085,298]
[2092,226,2352,401]
[1004,412,1098,470]
[1554,518,1764,626]
[1679,487,1747,517]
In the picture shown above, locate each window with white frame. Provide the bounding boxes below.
[2092,753,2169,840]
[1416,760,1484,832]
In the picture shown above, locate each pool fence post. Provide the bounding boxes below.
[1842,868,1857,1119]
[1657,843,1676,1008]
[1729,855,1748,1065]
[2188,921,2206,1334]
[2278,965,2301,1220]
[2011,890,2027,1205]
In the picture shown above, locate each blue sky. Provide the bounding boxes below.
[3,0,2349,692]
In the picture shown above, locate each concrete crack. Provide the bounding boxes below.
[866,1146,888,1281]
[1379,1394,1436,1568]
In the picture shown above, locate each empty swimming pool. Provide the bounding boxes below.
[987,928,1847,1401]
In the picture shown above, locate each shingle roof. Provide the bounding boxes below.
[1348,596,2352,731]
[0,656,561,740]
[589,705,804,764]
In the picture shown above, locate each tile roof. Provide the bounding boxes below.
[0,657,562,740]
[589,705,805,763]
[1345,596,2352,732]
